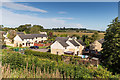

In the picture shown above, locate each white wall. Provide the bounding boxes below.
[33,37,48,42]
[51,41,65,55]
[74,40,85,54]
[66,41,80,55]
[90,41,102,51]
[51,41,65,49]
[14,35,22,41]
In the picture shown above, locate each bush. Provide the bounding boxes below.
[2,51,25,69]
[24,50,62,61]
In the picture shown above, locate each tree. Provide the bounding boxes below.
[82,35,88,42]
[0,25,4,30]
[101,17,120,74]
[17,24,31,33]
[7,30,16,43]
[48,32,53,38]
[91,32,99,42]
[30,25,44,34]
[92,32,99,40]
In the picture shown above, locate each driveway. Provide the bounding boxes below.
[32,49,48,52]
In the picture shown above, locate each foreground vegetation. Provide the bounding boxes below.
[1,49,120,79]
[101,17,120,74]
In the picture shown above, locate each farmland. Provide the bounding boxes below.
[53,32,105,40]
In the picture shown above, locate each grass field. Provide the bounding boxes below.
[53,32,105,40]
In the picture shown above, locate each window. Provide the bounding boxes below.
[36,37,37,39]
[23,43,24,45]
[57,52,59,55]
[77,51,79,55]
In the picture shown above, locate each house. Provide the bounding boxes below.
[0,31,5,43]
[51,37,85,55]
[16,32,25,35]
[90,39,104,52]
[3,31,25,47]
[0,31,5,39]
[3,31,25,38]
[39,31,47,35]
[14,34,48,47]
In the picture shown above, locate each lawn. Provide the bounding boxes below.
[53,32,105,40]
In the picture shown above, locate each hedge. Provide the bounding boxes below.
[24,49,62,61]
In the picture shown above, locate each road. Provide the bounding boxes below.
[31,49,49,52]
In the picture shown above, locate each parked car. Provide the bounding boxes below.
[46,46,50,49]
[2,45,7,49]
[90,50,97,54]
[47,49,51,52]
[30,46,39,49]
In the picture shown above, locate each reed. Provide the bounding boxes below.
[2,64,61,78]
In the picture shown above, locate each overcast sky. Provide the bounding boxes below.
[1,2,118,31]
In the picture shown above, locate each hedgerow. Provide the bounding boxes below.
[24,49,62,61]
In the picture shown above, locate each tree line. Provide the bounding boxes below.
[0,24,105,33]
[0,24,44,34]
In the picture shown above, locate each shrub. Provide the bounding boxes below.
[24,50,62,61]
[2,51,25,69]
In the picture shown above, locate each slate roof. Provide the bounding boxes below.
[98,39,104,44]
[69,40,80,46]
[55,37,69,47]
[16,32,25,35]
[19,34,47,40]
[57,40,69,47]
[55,37,85,47]
[56,37,69,42]
[77,40,85,46]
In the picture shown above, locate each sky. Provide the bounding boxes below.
[118,1,120,22]
[1,2,118,31]
[1,0,120,2]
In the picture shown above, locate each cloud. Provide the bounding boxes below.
[1,8,83,29]
[57,17,73,20]
[2,2,47,13]
[58,11,67,14]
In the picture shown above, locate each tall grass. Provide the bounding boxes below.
[2,64,61,78]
